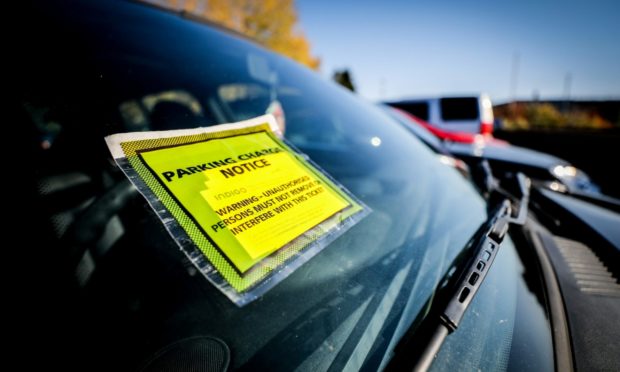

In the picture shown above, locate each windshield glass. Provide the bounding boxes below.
[19,1,489,370]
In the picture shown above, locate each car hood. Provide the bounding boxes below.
[445,141,569,169]
[538,188,620,249]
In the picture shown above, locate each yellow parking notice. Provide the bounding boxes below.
[105,115,368,305]
[140,130,350,272]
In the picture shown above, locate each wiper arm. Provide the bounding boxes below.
[471,159,496,198]
[506,172,530,224]
[413,173,530,372]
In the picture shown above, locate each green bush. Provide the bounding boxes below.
[501,103,611,130]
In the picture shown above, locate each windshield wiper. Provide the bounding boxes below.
[413,173,530,371]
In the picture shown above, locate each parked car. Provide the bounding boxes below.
[383,106,612,204]
[384,94,495,135]
[16,1,619,371]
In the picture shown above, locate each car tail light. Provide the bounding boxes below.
[480,121,493,135]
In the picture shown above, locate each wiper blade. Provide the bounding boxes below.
[413,173,530,372]
[441,200,510,332]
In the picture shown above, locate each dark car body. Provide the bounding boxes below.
[384,106,609,201]
[13,1,620,371]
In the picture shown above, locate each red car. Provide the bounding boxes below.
[391,107,508,146]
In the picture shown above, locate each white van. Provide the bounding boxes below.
[385,94,495,135]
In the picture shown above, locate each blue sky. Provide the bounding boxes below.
[297,0,620,103]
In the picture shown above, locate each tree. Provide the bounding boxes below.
[332,69,356,92]
[498,102,612,130]
[158,0,320,69]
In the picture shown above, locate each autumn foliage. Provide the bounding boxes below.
[159,0,320,69]
[497,103,613,130]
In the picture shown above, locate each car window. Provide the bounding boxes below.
[18,2,546,371]
[389,101,430,121]
[381,105,444,152]
[440,97,479,121]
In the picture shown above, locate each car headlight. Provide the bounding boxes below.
[547,181,568,193]
[551,165,578,178]
[550,164,600,193]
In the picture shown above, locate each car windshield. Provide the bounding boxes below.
[19,1,491,370]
